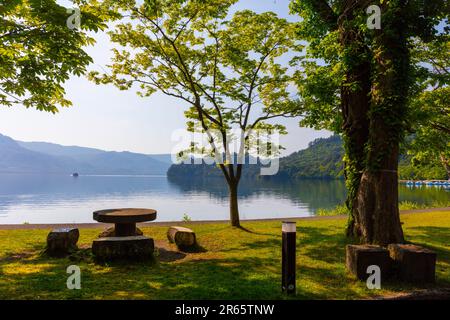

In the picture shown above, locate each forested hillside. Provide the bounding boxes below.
[168,134,449,180]
[168,135,345,180]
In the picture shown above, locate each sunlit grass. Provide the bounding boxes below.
[0,211,448,299]
[317,200,450,216]
[398,200,450,210]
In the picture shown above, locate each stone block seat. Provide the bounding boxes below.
[46,228,79,257]
[346,244,392,281]
[388,244,436,283]
[167,226,197,249]
[92,236,154,261]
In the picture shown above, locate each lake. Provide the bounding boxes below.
[0,173,448,224]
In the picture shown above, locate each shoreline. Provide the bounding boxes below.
[0,207,448,230]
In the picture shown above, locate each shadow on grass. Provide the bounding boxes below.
[0,250,36,263]
[1,224,449,299]
[299,226,349,264]
[232,224,276,236]
[406,226,450,262]
[0,235,363,299]
[179,244,208,253]
[235,225,256,233]
[407,226,450,247]
[219,226,349,263]
[0,251,361,299]
[406,226,450,286]
[0,243,47,263]
[224,238,280,251]
[157,247,186,262]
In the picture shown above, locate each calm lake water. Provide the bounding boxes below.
[0,173,448,224]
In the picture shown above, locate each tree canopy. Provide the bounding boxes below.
[289,0,449,244]
[405,36,450,179]
[0,0,109,112]
[89,0,301,226]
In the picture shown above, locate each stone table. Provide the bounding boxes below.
[92,208,157,261]
[93,208,157,237]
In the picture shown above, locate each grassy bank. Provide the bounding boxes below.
[0,211,449,299]
[317,200,450,216]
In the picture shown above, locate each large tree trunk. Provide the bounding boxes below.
[338,0,371,239]
[228,180,240,227]
[341,0,407,245]
[353,1,408,245]
[355,145,404,244]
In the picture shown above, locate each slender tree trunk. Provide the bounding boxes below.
[228,180,240,227]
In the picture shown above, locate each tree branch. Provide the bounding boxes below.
[308,0,338,30]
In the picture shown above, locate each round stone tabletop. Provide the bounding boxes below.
[93,208,157,224]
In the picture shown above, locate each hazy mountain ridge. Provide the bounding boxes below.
[0,133,172,175]
[0,134,75,173]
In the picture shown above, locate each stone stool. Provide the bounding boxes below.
[46,228,79,257]
[388,244,436,283]
[346,244,392,281]
[92,236,154,261]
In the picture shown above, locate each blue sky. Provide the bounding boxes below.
[0,0,331,155]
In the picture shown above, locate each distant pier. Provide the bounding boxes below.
[400,180,450,187]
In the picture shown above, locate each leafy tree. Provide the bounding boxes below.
[0,0,109,112]
[90,0,300,227]
[290,0,449,244]
[406,37,450,179]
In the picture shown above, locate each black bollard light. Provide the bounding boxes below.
[282,221,296,295]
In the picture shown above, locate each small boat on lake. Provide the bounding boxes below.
[72,173,79,177]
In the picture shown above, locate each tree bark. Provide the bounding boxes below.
[355,147,404,244]
[338,0,371,238]
[229,180,241,227]
[351,1,408,245]
[340,0,406,244]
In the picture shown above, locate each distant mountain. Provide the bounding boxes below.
[167,135,345,180]
[0,134,73,173]
[0,133,173,175]
[17,141,104,159]
[18,141,175,165]
[142,154,174,164]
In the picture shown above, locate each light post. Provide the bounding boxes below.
[282,221,296,295]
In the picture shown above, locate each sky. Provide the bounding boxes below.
[0,0,331,155]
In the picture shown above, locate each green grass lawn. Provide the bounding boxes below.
[0,211,449,300]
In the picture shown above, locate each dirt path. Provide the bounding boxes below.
[375,288,450,300]
[0,207,448,230]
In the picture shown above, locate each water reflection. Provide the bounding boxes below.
[169,175,449,208]
[0,174,447,224]
[168,176,349,211]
